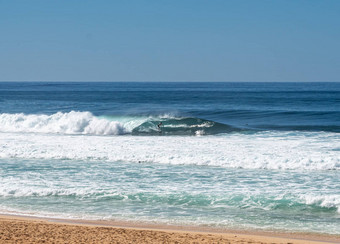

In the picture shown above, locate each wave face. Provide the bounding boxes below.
[0,111,240,136]
[132,117,240,135]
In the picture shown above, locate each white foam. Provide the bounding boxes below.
[195,130,205,136]
[0,131,339,170]
[302,195,340,213]
[0,111,127,135]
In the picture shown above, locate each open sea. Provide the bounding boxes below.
[0,82,339,235]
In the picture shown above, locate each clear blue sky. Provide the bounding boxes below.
[1,0,339,82]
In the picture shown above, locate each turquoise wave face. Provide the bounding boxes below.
[0,159,339,234]
[132,117,241,135]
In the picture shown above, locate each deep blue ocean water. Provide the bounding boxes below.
[0,82,339,234]
[1,82,339,133]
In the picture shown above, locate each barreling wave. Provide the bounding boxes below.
[132,117,240,135]
[0,111,240,136]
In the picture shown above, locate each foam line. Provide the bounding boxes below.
[0,131,338,171]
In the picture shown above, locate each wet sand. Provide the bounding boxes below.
[0,215,338,243]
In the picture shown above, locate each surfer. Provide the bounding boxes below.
[157,122,163,132]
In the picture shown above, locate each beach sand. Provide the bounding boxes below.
[0,215,339,243]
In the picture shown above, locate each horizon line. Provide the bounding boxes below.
[1,80,339,83]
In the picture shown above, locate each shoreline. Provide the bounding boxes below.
[0,214,339,243]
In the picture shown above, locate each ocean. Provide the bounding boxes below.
[0,82,339,234]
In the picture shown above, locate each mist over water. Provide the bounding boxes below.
[0,82,339,234]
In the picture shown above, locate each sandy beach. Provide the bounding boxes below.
[0,215,338,244]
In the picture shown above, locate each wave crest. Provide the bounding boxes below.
[0,111,239,136]
[0,111,126,135]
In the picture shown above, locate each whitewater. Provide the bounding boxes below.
[0,111,339,171]
[0,82,339,235]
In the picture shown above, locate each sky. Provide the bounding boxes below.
[0,0,339,82]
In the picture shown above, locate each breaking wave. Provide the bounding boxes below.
[0,111,126,135]
[132,117,240,135]
[0,111,240,136]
